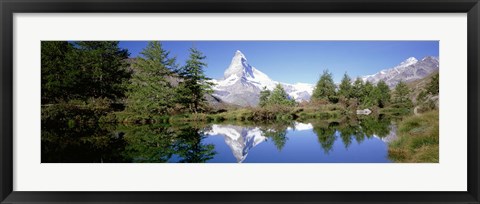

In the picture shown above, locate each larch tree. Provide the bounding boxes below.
[176,47,214,113]
[268,84,295,106]
[126,41,177,115]
[338,72,353,99]
[41,41,131,105]
[361,81,375,106]
[392,81,413,108]
[259,86,272,108]
[312,70,337,103]
[41,41,77,104]
[352,77,365,100]
[375,80,391,108]
[74,41,131,101]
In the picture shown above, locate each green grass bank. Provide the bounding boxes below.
[388,110,439,163]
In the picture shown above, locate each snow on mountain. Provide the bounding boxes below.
[210,51,438,107]
[205,124,267,163]
[204,122,313,162]
[211,50,314,107]
[361,56,439,88]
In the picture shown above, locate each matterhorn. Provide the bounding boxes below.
[210,50,314,107]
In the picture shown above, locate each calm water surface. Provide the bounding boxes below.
[42,117,397,163]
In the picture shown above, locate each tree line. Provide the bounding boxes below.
[259,69,414,112]
[42,41,431,123]
[42,41,214,121]
[259,84,296,108]
[310,70,415,110]
[125,41,214,116]
[41,41,131,104]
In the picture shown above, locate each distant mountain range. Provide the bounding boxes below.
[362,56,439,87]
[210,51,439,107]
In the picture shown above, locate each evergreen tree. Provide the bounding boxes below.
[176,47,214,113]
[259,86,271,108]
[416,74,439,108]
[74,41,131,101]
[375,80,391,108]
[126,41,177,115]
[338,73,353,99]
[41,41,77,103]
[41,41,131,105]
[426,73,439,95]
[392,81,413,107]
[352,77,365,100]
[268,84,295,106]
[361,81,375,106]
[363,80,390,108]
[312,70,337,103]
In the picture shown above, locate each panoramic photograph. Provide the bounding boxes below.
[41,41,439,163]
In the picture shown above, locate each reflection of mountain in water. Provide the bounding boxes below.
[205,122,312,163]
[43,114,396,163]
[374,124,398,143]
[287,122,313,131]
[205,125,267,163]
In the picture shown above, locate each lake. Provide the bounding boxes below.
[42,116,397,163]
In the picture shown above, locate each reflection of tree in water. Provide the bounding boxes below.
[172,126,216,163]
[310,115,392,151]
[312,122,338,154]
[43,122,217,163]
[42,115,393,163]
[120,124,176,162]
[121,123,216,163]
[359,114,391,138]
[42,123,127,163]
[259,121,292,151]
[353,131,366,144]
[338,124,357,149]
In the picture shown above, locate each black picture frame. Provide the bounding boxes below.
[1,0,479,203]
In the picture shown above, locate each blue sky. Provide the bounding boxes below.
[118,41,439,84]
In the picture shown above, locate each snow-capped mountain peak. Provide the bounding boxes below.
[234,50,246,59]
[400,57,418,67]
[361,56,439,87]
[211,50,313,106]
[211,51,438,107]
[224,50,254,79]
